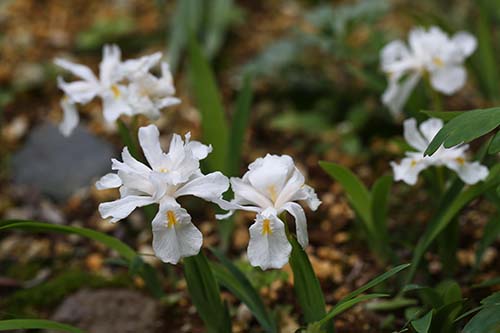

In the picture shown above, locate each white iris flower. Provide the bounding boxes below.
[217,154,321,270]
[391,118,488,185]
[96,125,229,264]
[55,45,180,136]
[381,26,477,115]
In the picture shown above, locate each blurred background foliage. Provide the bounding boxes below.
[0,0,499,332]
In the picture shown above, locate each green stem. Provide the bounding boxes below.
[282,213,334,333]
[116,117,141,160]
[425,76,443,112]
[184,251,231,333]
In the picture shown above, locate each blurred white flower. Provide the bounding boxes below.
[217,154,321,270]
[391,118,488,185]
[96,125,228,264]
[55,45,180,136]
[381,26,477,115]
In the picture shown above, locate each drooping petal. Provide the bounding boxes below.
[382,72,421,116]
[403,118,428,151]
[57,77,98,104]
[452,32,477,57]
[281,202,308,248]
[444,158,489,185]
[184,132,212,160]
[419,118,443,144]
[247,212,292,270]
[175,172,229,202]
[59,97,80,137]
[99,195,155,223]
[138,125,165,170]
[155,97,181,109]
[95,173,122,190]
[151,204,202,264]
[54,58,98,83]
[390,156,428,185]
[430,66,466,95]
[290,185,321,211]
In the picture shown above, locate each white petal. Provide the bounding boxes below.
[390,156,428,185]
[175,172,229,202]
[98,195,155,223]
[151,204,202,264]
[274,168,305,208]
[247,154,295,201]
[156,97,181,109]
[138,125,165,170]
[445,159,489,185]
[57,77,98,104]
[403,118,428,152]
[290,185,321,211]
[184,133,212,160]
[122,52,162,79]
[380,40,411,70]
[382,72,420,116]
[281,202,308,248]
[102,90,133,124]
[419,118,443,143]
[59,97,79,137]
[430,66,466,95]
[247,213,291,270]
[54,58,98,83]
[96,173,122,190]
[452,32,477,57]
[230,177,273,209]
[99,44,122,86]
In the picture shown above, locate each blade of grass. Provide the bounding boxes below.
[188,35,229,173]
[0,319,83,332]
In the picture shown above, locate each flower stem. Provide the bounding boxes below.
[425,77,443,112]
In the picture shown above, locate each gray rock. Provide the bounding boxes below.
[48,289,163,333]
[11,122,115,201]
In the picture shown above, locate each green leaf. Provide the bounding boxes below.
[482,292,500,305]
[424,107,500,156]
[184,252,231,333]
[462,305,500,333]
[319,161,371,227]
[473,277,500,289]
[116,119,141,161]
[411,311,433,333]
[0,319,83,332]
[472,4,500,101]
[432,300,464,332]
[406,164,500,283]
[210,249,277,333]
[371,175,393,258]
[488,131,500,154]
[188,36,229,173]
[288,236,332,333]
[475,213,500,269]
[420,110,465,121]
[340,264,410,304]
[316,294,388,327]
[0,220,135,261]
[228,73,253,176]
[167,0,203,72]
[204,0,237,58]
[0,220,165,299]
